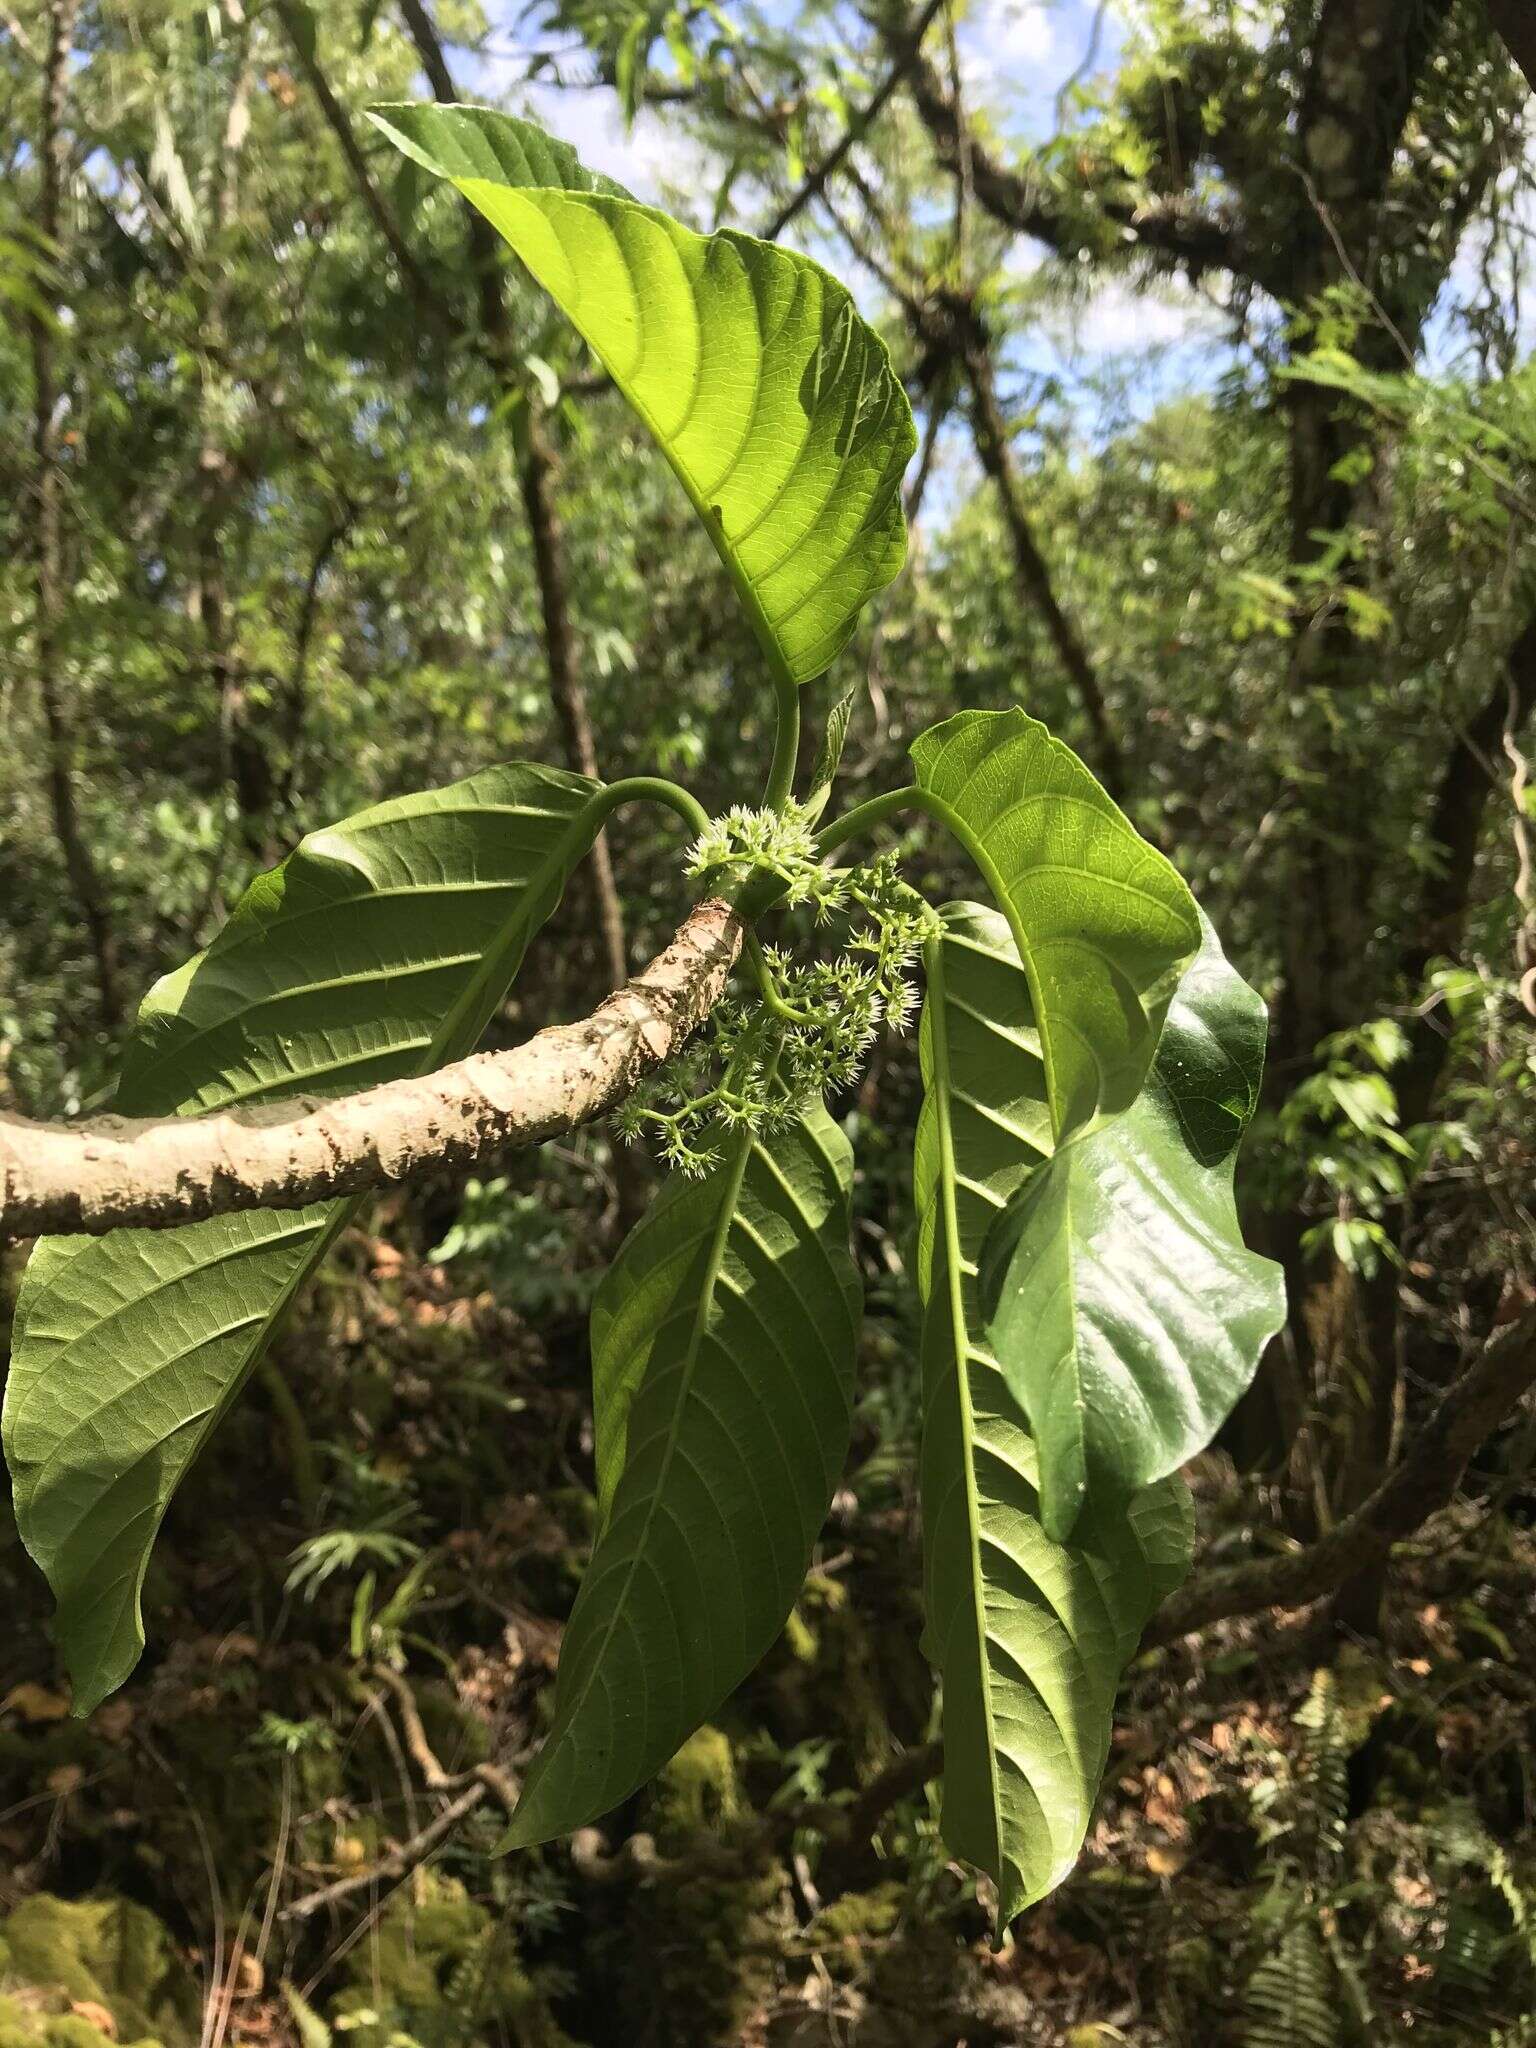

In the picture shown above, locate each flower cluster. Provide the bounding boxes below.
[684,804,848,918]
[617,827,939,1177]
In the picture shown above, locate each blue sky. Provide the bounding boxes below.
[451,1,1237,424]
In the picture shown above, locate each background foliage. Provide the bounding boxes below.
[3,0,1535,2042]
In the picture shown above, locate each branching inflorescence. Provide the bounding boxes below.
[613,807,940,1175]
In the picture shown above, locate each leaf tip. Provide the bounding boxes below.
[1039,1474,1086,1548]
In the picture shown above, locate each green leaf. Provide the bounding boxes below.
[367,102,916,690]
[3,763,601,1712]
[802,679,858,825]
[909,708,1201,1140]
[980,911,1287,1542]
[916,902,1192,1924]
[503,1106,861,1847]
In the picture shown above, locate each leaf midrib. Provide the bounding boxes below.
[515,1120,760,1827]
[925,938,1006,1875]
[19,781,600,1711]
[465,182,805,694]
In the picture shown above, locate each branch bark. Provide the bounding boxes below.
[900,37,1251,285]
[1148,1308,1536,1644]
[0,900,739,1239]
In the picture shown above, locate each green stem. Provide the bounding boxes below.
[813,785,916,857]
[589,774,711,840]
[762,671,802,814]
[743,930,815,1025]
[818,786,1015,923]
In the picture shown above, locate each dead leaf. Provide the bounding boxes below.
[213,1632,261,1664]
[69,2003,116,2039]
[2,1682,71,1722]
[91,1699,135,1743]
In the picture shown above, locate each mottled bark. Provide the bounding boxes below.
[0,900,739,1239]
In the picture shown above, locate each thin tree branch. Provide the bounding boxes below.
[960,332,1126,798]
[280,1781,488,1922]
[758,0,948,242]
[277,505,354,812]
[369,1664,519,1812]
[899,36,1251,285]
[0,899,740,1239]
[271,0,439,313]
[517,408,630,994]
[1394,606,1536,1123]
[391,0,636,1007]
[395,0,511,354]
[1147,1309,1536,1644]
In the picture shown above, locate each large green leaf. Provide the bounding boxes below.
[916,903,1192,1924]
[910,709,1201,1141]
[368,102,916,690]
[3,764,601,1712]
[980,911,1287,1542]
[503,1105,861,1847]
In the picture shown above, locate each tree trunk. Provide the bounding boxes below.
[30,0,122,1035]
[394,0,634,998]
[1257,0,1458,1569]
[516,412,631,997]
[962,341,1126,799]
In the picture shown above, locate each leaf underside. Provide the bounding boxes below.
[503,1104,861,1848]
[368,101,916,691]
[910,708,1201,1141]
[4,763,600,1712]
[981,910,1288,1542]
[917,903,1193,1925]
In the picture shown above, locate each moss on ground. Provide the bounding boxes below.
[332,1869,581,2048]
[0,1896,198,2048]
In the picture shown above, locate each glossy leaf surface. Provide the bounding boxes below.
[910,708,1200,1140]
[917,903,1193,1923]
[504,1106,861,1846]
[981,913,1287,1541]
[369,101,916,690]
[4,764,600,1710]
